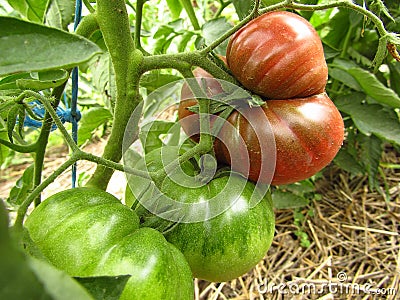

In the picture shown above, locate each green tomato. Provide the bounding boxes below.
[127,147,275,282]
[25,187,194,300]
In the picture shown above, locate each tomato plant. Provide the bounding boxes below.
[25,187,194,300]
[126,147,275,282]
[226,11,328,99]
[0,0,399,297]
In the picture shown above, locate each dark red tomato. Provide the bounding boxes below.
[179,93,344,185]
[226,11,328,100]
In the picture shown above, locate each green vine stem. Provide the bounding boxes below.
[13,156,78,235]
[180,0,201,30]
[134,0,148,53]
[32,85,65,206]
[83,0,95,14]
[85,0,144,190]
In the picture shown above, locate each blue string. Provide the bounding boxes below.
[23,99,81,131]
[71,0,83,188]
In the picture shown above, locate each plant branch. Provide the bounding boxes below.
[142,51,237,84]
[79,150,150,179]
[86,0,143,190]
[17,91,80,152]
[269,0,399,66]
[134,0,146,51]
[0,138,36,153]
[180,0,201,30]
[13,155,78,232]
[199,0,261,55]
[32,84,66,206]
[82,0,95,14]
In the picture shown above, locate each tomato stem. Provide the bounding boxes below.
[85,0,144,190]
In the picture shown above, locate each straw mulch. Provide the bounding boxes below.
[0,139,399,300]
[195,148,399,300]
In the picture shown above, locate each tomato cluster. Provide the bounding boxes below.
[179,11,344,185]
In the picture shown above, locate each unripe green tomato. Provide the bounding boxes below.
[25,187,194,300]
[127,147,275,282]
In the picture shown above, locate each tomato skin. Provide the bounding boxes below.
[162,176,275,282]
[25,187,194,300]
[179,93,344,185]
[127,147,275,282]
[226,11,328,99]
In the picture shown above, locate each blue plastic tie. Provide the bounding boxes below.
[23,100,81,131]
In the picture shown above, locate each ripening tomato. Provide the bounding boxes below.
[226,11,328,100]
[179,93,344,185]
[25,188,194,300]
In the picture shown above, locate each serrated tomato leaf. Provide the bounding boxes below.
[8,164,34,205]
[359,134,382,190]
[335,93,400,146]
[77,107,112,146]
[202,18,233,55]
[7,0,48,23]
[334,148,364,176]
[347,67,400,108]
[272,189,309,209]
[46,0,76,29]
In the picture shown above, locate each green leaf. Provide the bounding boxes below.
[139,120,179,154]
[359,134,382,190]
[347,67,400,108]
[336,93,400,146]
[16,69,69,90]
[45,0,76,29]
[328,67,362,91]
[166,0,183,19]
[0,72,32,90]
[140,72,182,93]
[178,31,196,52]
[0,17,102,76]
[388,60,400,97]
[77,107,112,146]
[7,104,19,142]
[272,190,309,209]
[320,9,350,50]
[202,18,233,55]
[0,130,11,166]
[75,275,130,300]
[7,0,48,23]
[279,180,316,196]
[27,257,94,300]
[0,202,94,300]
[232,0,253,20]
[8,164,34,205]
[334,148,364,176]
